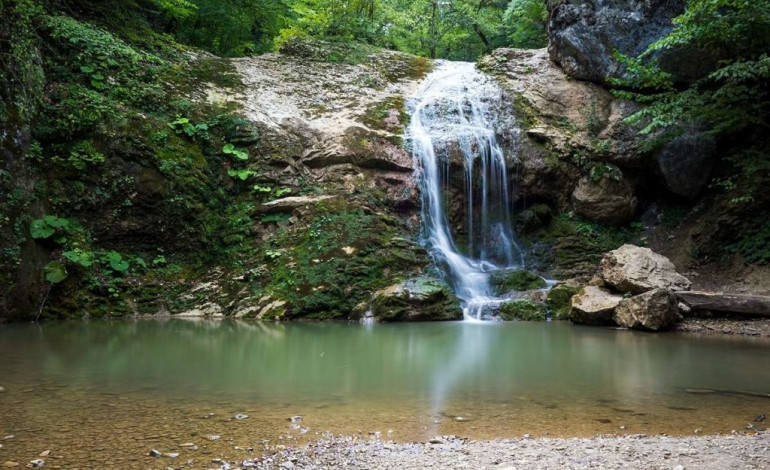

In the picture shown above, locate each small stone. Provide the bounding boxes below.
[212,458,224,464]
[39,451,50,457]
[234,414,249,420]
[2,463,19,468]
[429,438,445,445]
[0,386,5,392]
[164,453,180,459]
[206,435,221,441]
[279,462,295,469]
[523,434,531,439]
[29,460,45,468]
[3,435,14,440]
[673,466,684,470]
[149,449,162,458]
[454,416,466,422]
[289,416,302,423]
[754,414,766,422]
[179,443,195,447]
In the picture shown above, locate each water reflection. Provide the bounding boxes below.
[0,320,768,409]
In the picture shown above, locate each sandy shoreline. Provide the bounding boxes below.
[236,433,770,469]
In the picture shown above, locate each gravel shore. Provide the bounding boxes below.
[235,433,769,469]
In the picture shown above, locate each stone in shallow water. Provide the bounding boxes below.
[369,277,462,322]
[149,449,162,458]
[614,288,681,331]
[570,286,622,325]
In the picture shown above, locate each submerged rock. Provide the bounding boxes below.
[499,300,548,321]
[489,269,546,295]
[614,288,681,331]
[572,175,637,226]
[599,245,691,294]
[370,277,462,322]
[569,286,623,325]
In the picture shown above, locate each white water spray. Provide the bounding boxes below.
[407,62,523,320]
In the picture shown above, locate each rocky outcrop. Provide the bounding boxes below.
[569,286,623,325]
[572,175,638,225]
[614,288,680,331]
[547,0,686,85]
[599,244,692,294]
[478,48,644,215]
[655,128,717,199]
[368,277,462,322]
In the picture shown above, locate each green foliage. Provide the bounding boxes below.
[30,216,69,239]
[103,250,130,273]
[499,299,547,321]
[63,249,95,267]
[222,143,249,160]
[726,220,770,265]
[227,169,256,181]
[503,0,548,49]
[44,261,68,283]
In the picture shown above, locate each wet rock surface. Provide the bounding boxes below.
[368,277,462,322]
[572,175,638,226]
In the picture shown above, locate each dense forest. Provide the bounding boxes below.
[1,0,769,322]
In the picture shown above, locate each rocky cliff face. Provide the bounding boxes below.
[546,0,686,84]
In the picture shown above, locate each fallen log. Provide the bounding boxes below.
[674,291,770,316]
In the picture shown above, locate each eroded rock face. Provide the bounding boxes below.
[569,286,623,325]
[369,277,462,322]
[614,288,680,331]
[547,0,686,84]
[600,244,692,294]
[478,49,644,212]
[572,175,638,225]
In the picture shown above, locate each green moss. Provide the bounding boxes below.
[370,277,462,322]
[489,269,546,295]
[545,284,578,320]
[499,300,547,321]
[360,96,408,132]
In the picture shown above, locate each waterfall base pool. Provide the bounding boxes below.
[0,320,768,468]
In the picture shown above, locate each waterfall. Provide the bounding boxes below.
[407,61,523,320]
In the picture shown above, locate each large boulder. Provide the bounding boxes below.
[614,288,681,331]
[370,277,462,322]
[569,286,623,325]
[572,175,638,226]
[547,0,687,85]
[600,244,691,294]
[655,129,717,199]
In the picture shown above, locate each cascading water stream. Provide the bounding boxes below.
[407,61,524,320]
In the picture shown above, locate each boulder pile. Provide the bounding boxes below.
[570,244,691,331]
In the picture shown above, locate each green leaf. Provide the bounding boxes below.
[106,251,130,273]
[63,250,93,267]
[44,261,68,283]
[30,219,55,239]
[43,215,69,228]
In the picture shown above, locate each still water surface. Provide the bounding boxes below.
[0,320,768,468]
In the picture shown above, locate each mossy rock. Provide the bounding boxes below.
[545,284,578,320]
[499,300,548,321]
[370,277,462,322]
[489,269,547,295]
